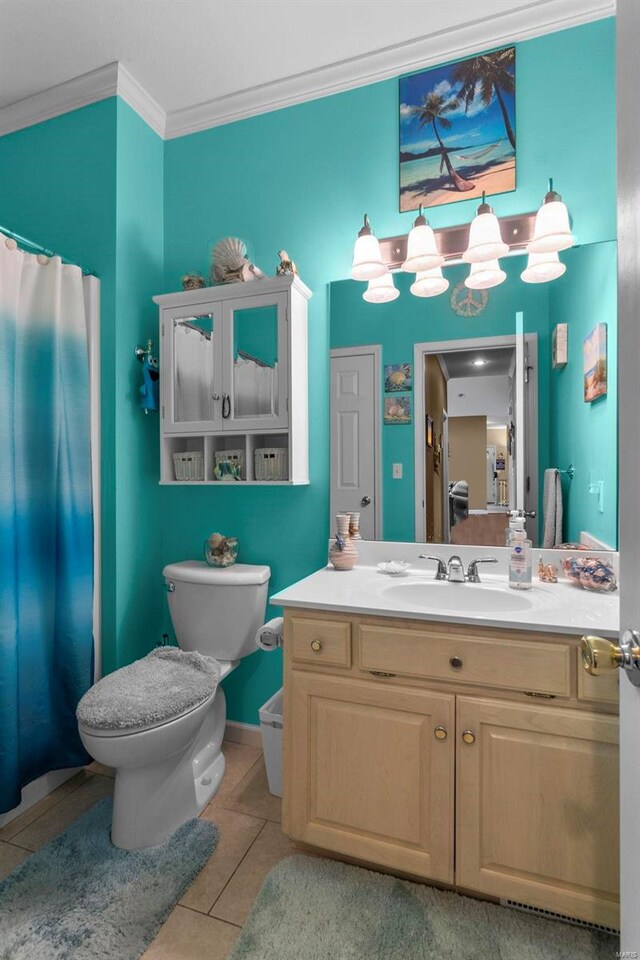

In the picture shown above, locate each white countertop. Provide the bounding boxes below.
[270,543,619,639]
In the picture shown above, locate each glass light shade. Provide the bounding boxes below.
[402,223,443,272]
[362,271,399,303]
[410,266,449,298]
[465,259,506,290]
[463,211,509,262]
[521,251,566,284]
[527,199,574,253]
[351,231,386,281]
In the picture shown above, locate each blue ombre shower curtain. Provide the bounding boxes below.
[0,239,94,814]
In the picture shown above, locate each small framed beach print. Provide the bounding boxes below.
[399,46,516,212]
[384,396,412,425]
[584,323,607,402]
[384,363,412,393]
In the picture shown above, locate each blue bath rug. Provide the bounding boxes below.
[0,798,218,960]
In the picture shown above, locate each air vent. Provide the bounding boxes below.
[500,900,619,936]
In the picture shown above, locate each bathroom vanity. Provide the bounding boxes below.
[273,550,620,929]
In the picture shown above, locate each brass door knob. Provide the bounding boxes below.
[434,726,448,741]
[462,730,476,745]
[310,639,323,653]
[581,635,624,675]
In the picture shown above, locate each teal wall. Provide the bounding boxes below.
[330,258,552,541]
[0,16,616,726]
[549,242,618,547]
[0,98,165,676]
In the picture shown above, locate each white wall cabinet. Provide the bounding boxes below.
[153,275,311,485]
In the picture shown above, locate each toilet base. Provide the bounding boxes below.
[111,688,227,850]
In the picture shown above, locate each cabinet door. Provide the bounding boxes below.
[162,306,223,433]
[289,672,455,883]
[221,293,288,432]
[456,697,619,928]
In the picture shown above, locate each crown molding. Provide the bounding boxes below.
[164,0,614,139]
[0,0,614,142]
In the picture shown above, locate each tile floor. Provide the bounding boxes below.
[0,742,296,960]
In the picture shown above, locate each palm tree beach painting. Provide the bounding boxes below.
[399,47,516,212]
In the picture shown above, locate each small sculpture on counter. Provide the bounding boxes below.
[204,532,239,568]
[537,557,558,583]
[211,237,265,284]
[562,555,617,592]
[181,272,206,290]
[329,513,358,571]
[276,249,298,276]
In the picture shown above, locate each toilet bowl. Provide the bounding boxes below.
[78,561,270,849]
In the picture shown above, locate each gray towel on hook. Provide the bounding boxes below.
[542,468,563,547]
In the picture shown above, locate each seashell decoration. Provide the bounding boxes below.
[204,532,239,568]
[276,249,298,276]
[181,272,206,290]
[562,555,617,592]
[211,237,265,285]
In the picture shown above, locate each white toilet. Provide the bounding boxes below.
[77,560,270,850]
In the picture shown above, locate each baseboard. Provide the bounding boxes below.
[580,530,615,552]
[224,720,263,750]
[0,767,82,828]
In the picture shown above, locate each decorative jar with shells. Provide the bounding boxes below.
[329,514,358,571]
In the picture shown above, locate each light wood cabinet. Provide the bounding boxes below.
[283,609,619,928]
[288,671,455,883]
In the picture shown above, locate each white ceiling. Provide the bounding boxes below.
[0,0,614,139]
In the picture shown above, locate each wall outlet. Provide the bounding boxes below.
[392,463,403,479]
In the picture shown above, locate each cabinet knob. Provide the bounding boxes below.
[450,656,463,670]
[462,729,476,745]
[434,725,448,741]
[310,639,323,653]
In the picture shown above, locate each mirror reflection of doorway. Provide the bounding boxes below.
[417,336,538,546]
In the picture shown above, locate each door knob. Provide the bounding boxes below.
[581,631,640,687]
[361,495,371,506]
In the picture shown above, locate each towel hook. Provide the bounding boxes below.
[559,465,575,480]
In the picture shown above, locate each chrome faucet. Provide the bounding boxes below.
[419,554,498,583]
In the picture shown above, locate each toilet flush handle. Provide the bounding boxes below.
[165,581,175,592]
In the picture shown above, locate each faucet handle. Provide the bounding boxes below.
[418,555,448,581]
[466,558,498,583]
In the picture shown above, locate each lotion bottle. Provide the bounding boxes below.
[509,518,532,590]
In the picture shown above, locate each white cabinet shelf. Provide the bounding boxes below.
[153,276,311,486]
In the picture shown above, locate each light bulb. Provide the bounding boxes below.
[402,205,443,272]
[465,259,506,290]
[363,271,399,303]
[521,251,566,284]
[351,214,386,280]
[410,266,449,298]
[528,181,574,253]
[463,194,509,263]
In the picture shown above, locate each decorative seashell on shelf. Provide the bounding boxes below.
[211,237,248,284]
[181,272,206,290]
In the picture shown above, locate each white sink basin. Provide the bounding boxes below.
[382,579,535,614]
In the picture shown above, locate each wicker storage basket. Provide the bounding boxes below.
[254,447,288,481]
[172,451,204,481]
[214,448,245,478]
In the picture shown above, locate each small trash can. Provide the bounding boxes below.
[259,688,283,797]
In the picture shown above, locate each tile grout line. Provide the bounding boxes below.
[176,902,243,929]
[207,818,272,918]
[0,772,97,844]
[6,773,113,850]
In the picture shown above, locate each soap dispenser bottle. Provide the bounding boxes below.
[509,517,532,590]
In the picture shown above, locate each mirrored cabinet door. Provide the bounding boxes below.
[163,309,223,433]
[223,292,289,431]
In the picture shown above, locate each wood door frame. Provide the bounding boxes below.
[414,335,539,543]
[617,3,640,952]
[330,345,382,539]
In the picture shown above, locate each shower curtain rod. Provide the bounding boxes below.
[0,223,95,276]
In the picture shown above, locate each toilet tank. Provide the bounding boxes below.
[163,561,271,661]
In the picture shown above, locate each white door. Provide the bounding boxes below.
[330,348,380,540]
[486,445,497,505]
[617,4,640,953]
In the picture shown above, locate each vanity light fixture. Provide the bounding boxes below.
[351,214,387,281]
[410,266,449,298]
[465,259,506,290]
[463,192,509,263]
[362,270,400,303]
[402,205,443,273]
[472,358,487,367]
[521,250,567,284]
[527,179,574,253]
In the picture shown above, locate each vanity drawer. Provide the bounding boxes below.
[289,616,352,668]
[357,624,572,697]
